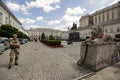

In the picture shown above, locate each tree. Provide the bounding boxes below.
[0,24,29,39]
[49,35,54,40]
[17,31,29,39]
[41,32,46,41]
[0,24,18,38]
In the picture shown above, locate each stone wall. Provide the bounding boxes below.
[80,42,118,71]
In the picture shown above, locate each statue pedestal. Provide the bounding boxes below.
[79,42,118,71]
[69,32,80,42]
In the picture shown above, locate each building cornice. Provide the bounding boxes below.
[80,1,120,18]
[92,1,120,15]
[0,0,22,25]
[77,26,92,31]
[102,18,120,26]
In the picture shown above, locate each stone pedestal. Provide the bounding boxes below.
[69,32,80,41]
[79,42,118,71]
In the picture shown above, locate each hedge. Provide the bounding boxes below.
[41,40,61,45]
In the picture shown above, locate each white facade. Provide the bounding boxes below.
[79,1,120,38]
[60,31,69,40]
[29,28,60,40]
[0,0,28,35]
[78,28,92,39]
[28,28,68,40]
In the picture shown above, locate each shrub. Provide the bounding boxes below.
[42,40,61,45]
[49,35,54,40]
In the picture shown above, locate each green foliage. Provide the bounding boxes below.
[16,31,29,39]
[0,24,29,39]
[115,34,120,38]
[49,35,54,40]
[42,40,61,45]
[41,32,46,40]
[0,24,18,38]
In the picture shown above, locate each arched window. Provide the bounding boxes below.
[0,12,3,24]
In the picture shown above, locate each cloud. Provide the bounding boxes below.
[89,0,108,4]
[24,25,41,30]
[89,6,105,14]
[55,25,68,31]
[19,16,44,24]
[109,0,120,5]
[90,0,93,4]
[89,0,120,14]
[101,0,108,3]
[66,7,86,15]
[36,16,44,21]
[26,18,36,24]
[48,20,61,25]
[54,7,85,31]
[6,0,60,14]
[19,18,36,24]
[63,14,80,23]
[63,7,86,23]
[26,0,60,12]
[6,0,29,15]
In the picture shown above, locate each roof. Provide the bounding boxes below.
[92,1,120,15]
[80,1,120,19]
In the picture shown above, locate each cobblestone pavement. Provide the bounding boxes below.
[85,62,120,80]
[61,42,82,61]
[0,42,91,80]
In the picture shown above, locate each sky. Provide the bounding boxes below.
[2,0,120,31]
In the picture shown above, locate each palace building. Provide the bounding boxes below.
[0,0,28,35]
[28,28,68,41]
[78,1,120,39]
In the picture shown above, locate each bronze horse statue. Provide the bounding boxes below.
[70,23,77,32]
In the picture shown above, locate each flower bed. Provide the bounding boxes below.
[41,40,63,47]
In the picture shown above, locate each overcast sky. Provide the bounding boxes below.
[3,0,120,31]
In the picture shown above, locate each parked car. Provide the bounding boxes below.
[3,39,10,49]
[0,41,5,54]
[0,38,10,50]
[24,39,28,43]
[19,38,26,44]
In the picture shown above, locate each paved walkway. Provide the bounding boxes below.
[84,62,120,80]
[0,42,91,80]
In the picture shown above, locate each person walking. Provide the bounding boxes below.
[8,34,20,69]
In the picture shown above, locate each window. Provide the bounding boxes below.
[112,12,114,19]
[99,15,101,22]
[107,13,109,20]
[95,16,97,23]
[89,31,91,35]
[119,8,120,17]
[103,14,104,21]
[117,27,120,32]
[0,12,3,23]
[111,28,113,33]
[105,28,108,33]
[5,17,8,24]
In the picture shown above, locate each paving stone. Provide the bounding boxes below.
[0,42,91,80]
